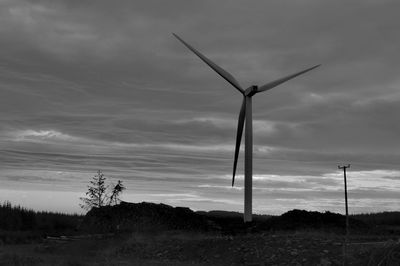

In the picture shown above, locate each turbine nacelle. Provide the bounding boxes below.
[244,85,258,97]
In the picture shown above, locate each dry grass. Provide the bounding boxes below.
[0,231,399,265]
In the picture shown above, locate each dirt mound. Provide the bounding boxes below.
[81,203,369,235]
[81,202,213,233]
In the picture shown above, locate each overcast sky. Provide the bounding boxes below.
[0,0,399,214]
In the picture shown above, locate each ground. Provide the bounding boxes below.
[1,231,399,265]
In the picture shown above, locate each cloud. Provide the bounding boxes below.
[1,0,400,214]
[381,175,400,180]
[13,129,77,142]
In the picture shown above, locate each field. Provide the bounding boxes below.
[1,202,399,265]
[1,231,400,265]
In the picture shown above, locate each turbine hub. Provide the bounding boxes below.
[244,85,258,97]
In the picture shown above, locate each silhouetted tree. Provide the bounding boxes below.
[108,180,125,206]
[80,170,108,211]
[80,170,126,211]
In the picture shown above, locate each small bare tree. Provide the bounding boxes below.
[80,171,126,211]
[108,180,125,206]
[80,170,108,211]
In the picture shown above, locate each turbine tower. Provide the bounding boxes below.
[173,33,320,222]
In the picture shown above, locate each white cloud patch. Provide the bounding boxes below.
[300,92,326,105]
[176,117,236,129]
[13,129,78,142]
[175,116,277,135]
[197,184,243,191]
[253,120,277,135]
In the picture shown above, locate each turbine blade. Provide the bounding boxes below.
[232,97,246,187]
[173,33,244,94]
[257,64,321,93]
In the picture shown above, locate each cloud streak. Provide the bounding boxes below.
[1,0,400,214]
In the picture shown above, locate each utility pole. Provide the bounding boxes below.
[338,164,350,266]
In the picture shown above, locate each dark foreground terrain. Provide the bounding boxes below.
[0,202,399,265]
[1,231,399,265]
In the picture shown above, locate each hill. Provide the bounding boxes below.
[254,209,370,233]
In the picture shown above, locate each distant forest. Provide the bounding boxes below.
[0,201,82,239]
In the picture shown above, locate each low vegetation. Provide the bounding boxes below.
[0,200,399,265]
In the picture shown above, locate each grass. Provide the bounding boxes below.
[1,201,400,265]
[0,229,399,265]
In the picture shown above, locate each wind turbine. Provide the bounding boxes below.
[173,33,320,222]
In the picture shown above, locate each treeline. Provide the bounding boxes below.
[352,211,400,226]
[0,201,82,233]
